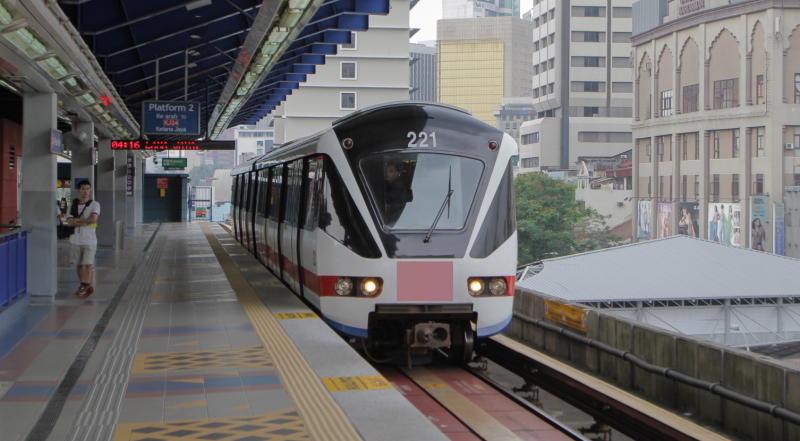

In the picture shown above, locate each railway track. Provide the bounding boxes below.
[379,364,589,441]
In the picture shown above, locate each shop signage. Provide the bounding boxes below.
[678,0,705,16]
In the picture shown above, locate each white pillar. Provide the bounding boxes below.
[114,151,127,236]
[96,139,115,247]
[135,156,144,224]
[21,92,58,297]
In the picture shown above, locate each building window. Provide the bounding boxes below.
[644,142,652,162]
[572,6,604,17]
[732,129,740,158]
[713,78,739,109]
[573,31,604,42]
[795,73,800,104]
[583,106,599,117]
[521,132,540,144]
[660,90,673,116]
[732,174,739,201]
[612,7,632,17]
[657,138,664,161]
[694,175,700,200]
[521,157,540,168]
[713,131,720,159]
[340,62,356,79]
[756,127,765,157]
[753,173,764,195]
[711,174,720,202]
[572,56,605,67]
[756,74,765,104]
[683,84,699,113]
[659,178,665,199]
[694,135,700,160]
[548,83,554,94]
[340,92,356,109]
[612,32,631,43]
[612,82,632,93]
[340,31,356,50]
[682,175,688,201]
[612,57,631,68]
[578,132,632,142]
[572,81,605,92]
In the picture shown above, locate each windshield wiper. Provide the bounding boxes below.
[424,189,453,243]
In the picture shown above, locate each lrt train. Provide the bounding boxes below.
[230,102,517,362]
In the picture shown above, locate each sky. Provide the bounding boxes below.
[410,0,534,43]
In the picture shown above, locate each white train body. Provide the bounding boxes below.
[232,103,517,355]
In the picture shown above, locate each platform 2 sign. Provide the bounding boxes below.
[544,299,588,333]
[142,100,200,136]
[111,140,234,151]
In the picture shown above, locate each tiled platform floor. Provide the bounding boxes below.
[0,223,443,441]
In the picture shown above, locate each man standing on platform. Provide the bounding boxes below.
[64,181,101,297]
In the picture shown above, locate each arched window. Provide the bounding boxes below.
[657,47,674,117]
[708,29,741,109]
[679,38,700,113]
[750,22,766,105]
[637,53,652,120]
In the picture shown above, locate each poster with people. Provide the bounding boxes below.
[677,202,700,238]
[749,196,768,251]
[708,203,742,247]
[637,200,652,239]
[656,202,673,239]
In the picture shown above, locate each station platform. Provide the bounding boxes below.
[0,223,446,441]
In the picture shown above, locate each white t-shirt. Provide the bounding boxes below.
[68,200,101,246]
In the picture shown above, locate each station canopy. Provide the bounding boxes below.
[57,0,389,139]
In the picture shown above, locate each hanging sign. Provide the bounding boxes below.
[111,139,234,151]
[156,178,169,189]
[142,100,201,136]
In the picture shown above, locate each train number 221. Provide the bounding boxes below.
[407,131,438,148]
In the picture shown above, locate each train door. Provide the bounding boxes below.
[232,176,240,242]
[248,171,258,253]
[252,169,263,262]
[281,160,303,292]
[266,164,283,275]
[257,168,270,263]
[299,156,322,305]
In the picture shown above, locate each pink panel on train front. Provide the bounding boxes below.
[396,261,453,302]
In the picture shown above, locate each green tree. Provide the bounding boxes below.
[515,172,620,264]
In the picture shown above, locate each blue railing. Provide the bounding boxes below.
[0,229,27,307]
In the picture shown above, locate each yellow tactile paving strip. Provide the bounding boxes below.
[322,375,394,392]
[200,223,363,441]
[131,346,274,374]
[113,409,311,441]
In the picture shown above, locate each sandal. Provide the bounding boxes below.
[76,285,88,297]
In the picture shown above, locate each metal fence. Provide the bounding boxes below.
[0,230,27,306]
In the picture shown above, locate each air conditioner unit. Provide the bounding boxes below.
[785,143,795,150]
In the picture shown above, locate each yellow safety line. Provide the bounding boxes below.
[201,223,362,441]
[493,335,730,441]
[403,367,521,441]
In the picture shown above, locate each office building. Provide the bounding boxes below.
[518,0,634,172]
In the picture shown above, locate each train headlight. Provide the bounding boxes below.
[468,278,485,295]
[360,278,381,297]
[488,277,507,296]
[334,277,354,296]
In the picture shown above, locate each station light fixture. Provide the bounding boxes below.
[210,0,316,139]
[0,1,13,25]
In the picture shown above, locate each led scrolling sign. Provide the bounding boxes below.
[111,140,235,151]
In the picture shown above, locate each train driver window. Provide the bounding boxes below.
[382,161,413,226]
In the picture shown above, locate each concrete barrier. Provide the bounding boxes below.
[509,288,800,440]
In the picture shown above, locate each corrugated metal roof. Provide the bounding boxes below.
[517,236,800,302]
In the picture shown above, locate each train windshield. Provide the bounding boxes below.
[360,153,483,231]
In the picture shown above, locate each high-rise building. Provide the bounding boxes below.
[518,0,634,172]
[437,17,534,125]
[271,0,410,145]
[630,0,800,256]
[410,43,437,102]
[443,0,520,19]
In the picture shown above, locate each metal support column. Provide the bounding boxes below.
[70,120,94,200]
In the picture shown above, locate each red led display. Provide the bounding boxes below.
[111,139,235,150]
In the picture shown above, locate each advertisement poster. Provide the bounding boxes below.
[708,203,742,247]
[774,203,785,255]
[637,200,652,239]
[656,202,673,238]
[749,196,768,251]
[677,202,700,238]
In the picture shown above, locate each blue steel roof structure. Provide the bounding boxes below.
[56,0,389,137]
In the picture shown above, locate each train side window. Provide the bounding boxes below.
[269,165,283,221]
[258,169,269,217]
[284,160,302,226]
[319,158,381,258]
[303,157,322,231]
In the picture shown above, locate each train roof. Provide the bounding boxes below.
[230,102,476,176]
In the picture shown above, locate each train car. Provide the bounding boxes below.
[231,102,517,362]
